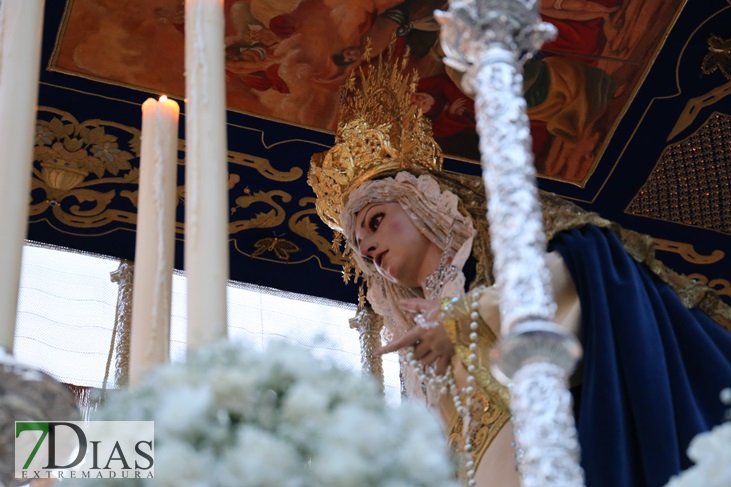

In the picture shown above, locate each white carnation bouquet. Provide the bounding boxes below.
[76,340,460,487]
[664,388,731,487]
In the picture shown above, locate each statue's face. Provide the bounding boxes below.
[354,201,438,288]
[411,92,435,114]
[341,46,363,63]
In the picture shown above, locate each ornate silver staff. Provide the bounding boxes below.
[436,1,585,486]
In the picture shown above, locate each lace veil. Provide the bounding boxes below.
[341,170,483,342]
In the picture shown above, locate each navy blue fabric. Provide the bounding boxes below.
[549,225,731,487]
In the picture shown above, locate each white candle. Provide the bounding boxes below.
[0,0,46,353]
[129,96,180,385]
[184,0,229,349]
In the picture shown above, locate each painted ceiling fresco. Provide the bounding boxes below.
[52,0,680,185]
[31,0,731,304]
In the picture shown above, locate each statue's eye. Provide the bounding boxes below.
[369,212,384,232]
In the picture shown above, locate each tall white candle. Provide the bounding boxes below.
[129,96,180,385]
[184,0,229,349]
[0,0,46,353]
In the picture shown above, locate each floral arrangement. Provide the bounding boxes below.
[77,340,459,487]
[664,388,731,487]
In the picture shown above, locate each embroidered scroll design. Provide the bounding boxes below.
[654,239,725,265]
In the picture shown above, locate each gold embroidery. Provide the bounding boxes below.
[448,391,511,479]
[701,34,731,81]
[227,151,303,182]
[654,239,725,264]
[687,274,731,300]
[668,86,731,140]
[442,317,458,343]
[443,293,511,470]
[31,106,347,272]
[32,110,138,226]
[540,191,731,332]
[252,235,300,261]
[288,198,350,268]
[629,113,731,234]
[230,190,291,231]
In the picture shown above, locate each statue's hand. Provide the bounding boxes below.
[375,298,455,376]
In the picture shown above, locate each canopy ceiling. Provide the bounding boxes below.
[31,0,731,305]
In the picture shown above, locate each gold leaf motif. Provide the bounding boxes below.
[84,126,105,145]
[228,174,240,190]
[48,117,66,139]
[288,199,349,268]
[702,34,731,81]
[250,210,278,227]
[227,151,303,182]
[35,116,135,183]
[128,133,142,157]
[252,236,300,261]
[123,167,140,183]
[32,108,140,226]
[230,190,291,232]
[34,146,53,159]
[64,137,84,152]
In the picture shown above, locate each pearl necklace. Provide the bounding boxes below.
[405,286,484,486]
[424,223,457,299]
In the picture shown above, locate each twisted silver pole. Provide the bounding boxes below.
[436,2,584,485]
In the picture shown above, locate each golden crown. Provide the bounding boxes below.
[308,46,443,233]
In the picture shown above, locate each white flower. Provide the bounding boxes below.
[687,422,731,465]
[154,384,212,439]
[154,442,212,487]
[281,381,331,425]
[664,415,731,487]
[310,443,373,487]
[209,367,261,417]
[69,340,458,486]
[218,426,304,487]
[665,467,708,487]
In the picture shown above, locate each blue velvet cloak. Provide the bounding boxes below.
[549,224,731,487]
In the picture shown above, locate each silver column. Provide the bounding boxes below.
[109,260,135,388]
[436,2,584,485]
